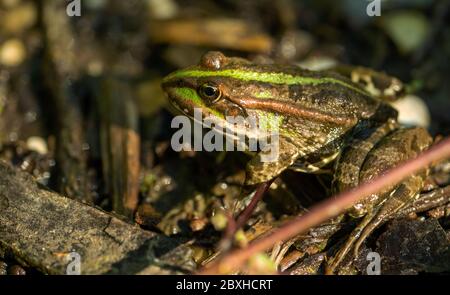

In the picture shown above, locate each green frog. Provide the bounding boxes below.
[161,51,433,273]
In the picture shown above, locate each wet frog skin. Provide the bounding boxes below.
[162,51,433,273]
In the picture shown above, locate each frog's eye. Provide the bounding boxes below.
[198,83,222,103]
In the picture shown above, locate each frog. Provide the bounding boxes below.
[161,51,433,273]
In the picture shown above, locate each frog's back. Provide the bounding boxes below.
[239,62,383,119]
[183,53,384,122]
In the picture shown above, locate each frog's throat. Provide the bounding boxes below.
[163,68,369,97]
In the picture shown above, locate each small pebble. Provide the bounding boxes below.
[147,0,178,19]
[211,212,228,231]
[390,95,430,128]
[26,136,48,155]
[8,264,26,275]
[0,38,26,67]
[1,2,37,34]
[190,217,208,232]
[0,261,7,275]
[297,56,337,71]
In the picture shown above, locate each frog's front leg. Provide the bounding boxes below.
[245,136,302,186]
[333,117,398,201]
[224,136,302,249]
[326,127,433,274]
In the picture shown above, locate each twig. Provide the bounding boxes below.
[236,179,275,229]
[197,136,450,274]
[0,161,189,275]
[397,184,450,216]
[219,179,275,251]
[218,212,237,251]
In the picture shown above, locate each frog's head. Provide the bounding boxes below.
[162,51,388,151]
[161,51,255,119]
[161,51,285,139]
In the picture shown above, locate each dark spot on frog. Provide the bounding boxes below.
[358,78,369,87]
[289,84,304,101]
[371,74,391,91]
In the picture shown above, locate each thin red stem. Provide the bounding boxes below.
[235,179,275,229]
[198,136,450,274]
[219,179,275,251]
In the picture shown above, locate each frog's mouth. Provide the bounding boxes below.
[202,114,274,147]
[166,93,272,150]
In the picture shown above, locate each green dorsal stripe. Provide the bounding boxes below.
[164,69,369,96]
